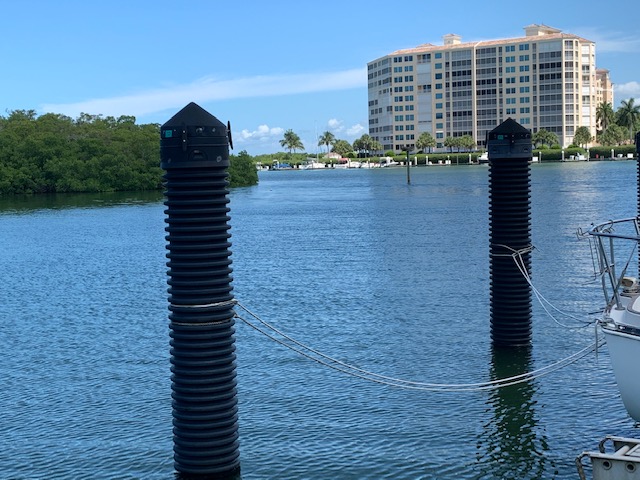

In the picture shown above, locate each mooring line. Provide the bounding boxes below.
[235,301,603,392]
[495,243,600,329]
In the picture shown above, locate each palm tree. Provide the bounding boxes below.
[596,101,615,133]
[532,129,558,149]
[573,126,592,148]
[416,131,436,153]
[317,131,335,153]
[279,129,304,155]
[616,98,640,143]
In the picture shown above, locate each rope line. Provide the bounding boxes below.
[235,301,603,392]
[495,244,599,329]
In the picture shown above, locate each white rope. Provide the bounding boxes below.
[494,244,599,329]
[235,301,603,392]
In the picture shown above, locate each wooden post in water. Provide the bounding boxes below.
[487,119,533,347]
[161,102,241,479]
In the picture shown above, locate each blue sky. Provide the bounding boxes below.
[1,0,639,155]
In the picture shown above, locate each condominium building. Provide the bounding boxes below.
[367,24,607,152]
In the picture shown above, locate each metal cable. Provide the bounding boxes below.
[235,302,603,392]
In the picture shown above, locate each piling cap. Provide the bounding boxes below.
[486,118,532,161]
[160,102,231,169]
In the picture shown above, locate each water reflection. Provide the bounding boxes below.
[477,346,553,479]
[0,190,164,213]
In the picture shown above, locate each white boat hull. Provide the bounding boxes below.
[602,326,640,422]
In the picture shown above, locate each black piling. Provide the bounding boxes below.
[161,102,240,479]
[487,119,533,347]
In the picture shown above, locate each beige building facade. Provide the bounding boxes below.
[367,24,608,152]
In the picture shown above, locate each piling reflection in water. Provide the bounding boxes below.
[477,347,553,479]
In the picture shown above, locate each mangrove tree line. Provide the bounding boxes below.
[0,110,257,194]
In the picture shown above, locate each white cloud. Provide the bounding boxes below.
[614,81,640,99]
[40,68,367,119]
[327,118,343,132]
[237,124,284,142]
[576,27,640,53]
[346,124,366,137]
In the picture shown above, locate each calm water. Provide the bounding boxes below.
[1,162,639,479]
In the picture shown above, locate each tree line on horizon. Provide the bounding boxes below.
[0,110,257,195]
[276,98,640,160]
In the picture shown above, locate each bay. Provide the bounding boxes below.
[0,161,638,479]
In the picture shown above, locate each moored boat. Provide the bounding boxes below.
[581,217,640,422]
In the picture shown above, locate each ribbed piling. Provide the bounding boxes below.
[161,103,240,479]
[488,119,532,347]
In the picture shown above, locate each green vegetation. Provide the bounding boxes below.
[229,150,258,187]
[0,110,162,194]
[0,109,257,195]
[279,129,304,154]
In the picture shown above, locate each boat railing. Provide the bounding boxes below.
[578,217,640,311]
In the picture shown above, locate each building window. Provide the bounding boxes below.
[394,105,404,111]
[436,103,443,109]
[520,86,530,93]
[519,55,530,62]
[436,113,443,119]
[435,52,442,59]
[436,83,443,89]
[436,123,443,128]
[519,97,530,103]
[505,56,516,62]
[405,114,415,120]
[436,132,444,138]
[506,66,515,73]
[395,135,404,140]
[394,115,404,121]
[435,93,443,99]
[519,44,530,51]
[404,65,413,72]
[519,65,530,72]
[435,63,442,69]
[435,73,443,79]
[520,118,531,124]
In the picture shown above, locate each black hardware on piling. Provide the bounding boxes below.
[487,118,533,347]
[161,102,240,479]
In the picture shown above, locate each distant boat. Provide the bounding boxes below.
[478,152,489,164]
[379,156,399,167]
[300,161,327,170]
[581,217,640,422]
